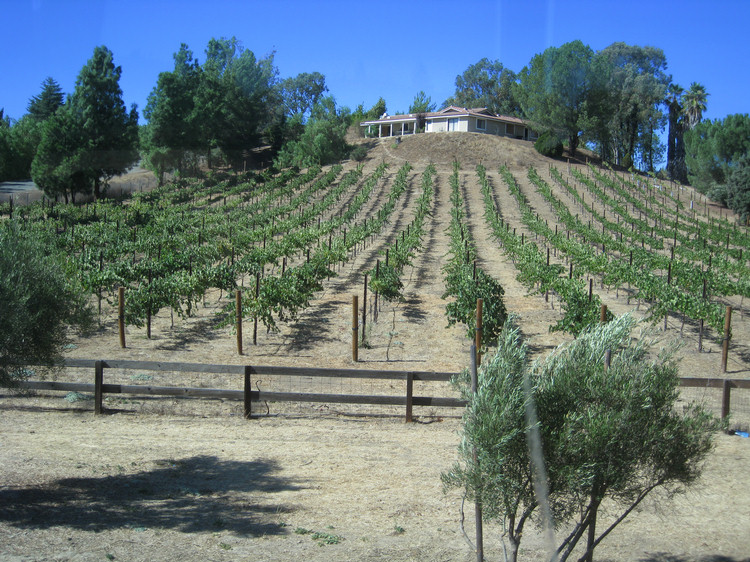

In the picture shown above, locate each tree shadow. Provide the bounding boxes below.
[640,554,750,562]
[0,455,302,537]
[282,298,341,352]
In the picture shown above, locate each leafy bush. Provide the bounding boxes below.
[350,144,368,162]
[534,131,564,158]
[444,314,721,562]
[0,225,92,387]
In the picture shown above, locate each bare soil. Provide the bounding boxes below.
[2,133,749,561]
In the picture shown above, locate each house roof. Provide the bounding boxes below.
[359,106,527,126]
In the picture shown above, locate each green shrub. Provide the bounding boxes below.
[350,145,368,162]
[534,131,564,158]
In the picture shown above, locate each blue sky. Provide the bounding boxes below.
[1,0,748,131]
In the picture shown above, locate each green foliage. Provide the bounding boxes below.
[408,90,436,114]
[279,71,328,120]
[518,40,595,157]
[534,131,564,158]
[275,96,350,168]
[68,45,140,198]
[685,113,750,195]
[444,314,720,562]
[444,58,520,116]
[0,224,92,387]
[725,153,750,221]
[31,104,90,202]
[349,144,368,162]
[442,162,507,348]
[27,77,65,121]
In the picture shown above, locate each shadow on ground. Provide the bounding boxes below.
[640,554,750,562]
[0,455,301,537]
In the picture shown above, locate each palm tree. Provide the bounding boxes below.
[682,82,709,130]
[665,83,684,180]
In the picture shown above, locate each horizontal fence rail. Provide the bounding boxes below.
[18,359,466,422]
[13,359,750,425]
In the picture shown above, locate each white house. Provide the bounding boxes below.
[360,106,538,141]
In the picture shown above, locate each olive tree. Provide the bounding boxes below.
[0,225,92,387]
[443,314,720,562]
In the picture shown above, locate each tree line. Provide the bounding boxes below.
[441,40,748,220]
[1,38,747,218]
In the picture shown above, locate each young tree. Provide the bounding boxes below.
[409,90,436,114]
[444,314,720,562]
[31,104,90,202]
[0,225,92,388]
[68,45,139,198]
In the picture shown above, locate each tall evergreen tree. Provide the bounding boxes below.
[518,40,595,158]
[68,46,139,198]
[142,43,203,180]
[27,77,65,120]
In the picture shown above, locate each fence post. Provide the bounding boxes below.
[362,274,368,345]
[253,272,260,345]
[721,379,731,421]
[352,295,359,362]
[244,365,252,419]
[470,343,484,562]
[600,304,608,323]
[94,360,104,415]
[721,306,732,373]
[405,372,414,423]
[236,290,243,355]
[475,299,483,367]
[118,287,126,348]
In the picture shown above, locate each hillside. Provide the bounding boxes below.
[3,131,750,562]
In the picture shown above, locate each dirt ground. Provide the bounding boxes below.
[2,134,750,561]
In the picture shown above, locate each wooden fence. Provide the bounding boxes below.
[14,359,750,424]
[18,359,464,422]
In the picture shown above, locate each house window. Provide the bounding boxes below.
[476,119,486,130]
[448,118,459,132]
[506,124,515,136]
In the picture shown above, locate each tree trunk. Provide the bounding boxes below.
[569,134,579,159]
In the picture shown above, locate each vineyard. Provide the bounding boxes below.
[4,133,750,562]
[3,133,750,422]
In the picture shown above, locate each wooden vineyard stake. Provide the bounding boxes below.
[721,306,732,373]
[470,342,484,562]
[352,295,359,362]
[94,360,104,415]
[253,273,260,345]
[475,298,483,367]
[721,379,732,421]
[600,304,608,323]
[243,365,252,419]
[236,290,243,355]
[405,372,414,423]
[699,279,707,352]
[118,287,126,348]
[374,260,380,322]
[362,274,368,345]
